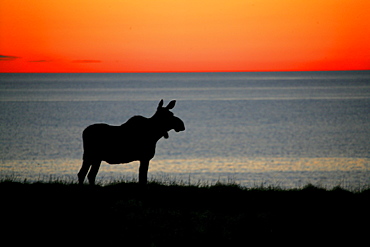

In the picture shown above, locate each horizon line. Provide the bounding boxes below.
[1,69,369,74]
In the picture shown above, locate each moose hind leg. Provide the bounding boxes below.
[87,161,101,185]
[78,160,91,185]
[139,160,150,186]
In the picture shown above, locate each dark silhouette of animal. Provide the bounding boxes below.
[78,100,185,186]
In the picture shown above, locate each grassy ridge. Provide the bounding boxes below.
[1,180,369,246]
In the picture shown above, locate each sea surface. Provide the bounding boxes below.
[1,71,369,189]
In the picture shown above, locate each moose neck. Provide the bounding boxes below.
[149,113,169,141]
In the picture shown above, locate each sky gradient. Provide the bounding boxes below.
[1,0,369,72]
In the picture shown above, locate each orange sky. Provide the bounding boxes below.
[1,0,369,72]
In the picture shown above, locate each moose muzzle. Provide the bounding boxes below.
[174,116,185,132]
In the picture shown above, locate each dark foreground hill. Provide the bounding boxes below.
[1,180,369,246]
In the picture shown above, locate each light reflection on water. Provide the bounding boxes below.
[1,157,369,189]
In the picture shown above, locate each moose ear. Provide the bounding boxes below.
[158,99,164,109]
[166,100,176,109]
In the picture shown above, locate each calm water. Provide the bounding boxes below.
[1,72,369,188]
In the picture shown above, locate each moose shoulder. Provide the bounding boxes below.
[78,100,185,186]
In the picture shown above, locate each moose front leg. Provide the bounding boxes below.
[139,160,150,186]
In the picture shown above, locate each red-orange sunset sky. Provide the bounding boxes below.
[1,0,369,72]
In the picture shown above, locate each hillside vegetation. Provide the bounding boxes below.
[1,180,369,246]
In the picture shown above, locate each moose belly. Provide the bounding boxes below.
[101,143,156,164]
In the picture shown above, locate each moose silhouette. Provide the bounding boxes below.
[78,100,185,186]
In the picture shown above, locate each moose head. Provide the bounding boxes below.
[153,99,185,139]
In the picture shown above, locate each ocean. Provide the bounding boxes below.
[0,71,369,189]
